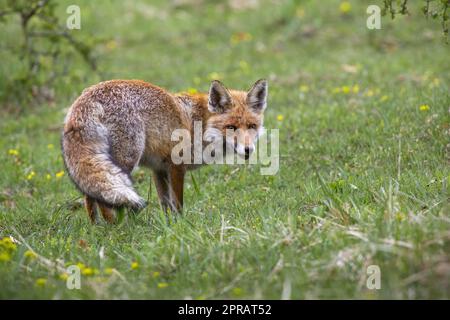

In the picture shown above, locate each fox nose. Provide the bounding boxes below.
[244,146,253,156]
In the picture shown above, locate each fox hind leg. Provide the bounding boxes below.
[97,203,116,224]
[84,196,98,224]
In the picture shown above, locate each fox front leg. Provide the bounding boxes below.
[168,165,185,212]
[152,170,171,212]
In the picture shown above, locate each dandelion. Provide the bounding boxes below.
[0,237,17,251]
[232,287,244,296]
[299,85,309,93]
[419,104,430,111]
[396,212,406,222]
[104,268,114,275]
[47,144,54,150]
[187,88,198,94]
[296,7,305,18]
[339,2,352,14]
[35,278,47,287]
[82,268,94,276]
[106,40,118,50]
[380,95,389,102]
[277,114,284,121]
[24,250,37,260]
[76,262,86,270]
[82,267,98,276]
[152,271,160,278]
[352,85,359,94]
[342,86,351,94]
[332,87,342,94]
[59,273,69,281]
[131,261,139,270]
[26,171,36,180]
[8,149,19,156]
[157,282,169,288]
[0,252,11,262]
[55,170,65,178]
[46,174,52,180]
[365,89,374,97]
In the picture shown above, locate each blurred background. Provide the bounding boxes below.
[0,0,448,111]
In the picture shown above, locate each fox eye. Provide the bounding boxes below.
[248,123,257,130]
[225,125,237,130]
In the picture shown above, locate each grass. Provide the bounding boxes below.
[0,0,449,299]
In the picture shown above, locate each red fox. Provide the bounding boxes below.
[61,79,268,223]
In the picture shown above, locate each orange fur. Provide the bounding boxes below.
[62,79,268,223]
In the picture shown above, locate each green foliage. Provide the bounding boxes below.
[382,0,449,39]
[0,0,100,109]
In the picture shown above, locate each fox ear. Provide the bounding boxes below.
[208,80,232,113]
[246,79,268,113]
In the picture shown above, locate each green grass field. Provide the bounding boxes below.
[0,0,449,299]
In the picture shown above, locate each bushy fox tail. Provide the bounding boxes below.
[61,121,146,210]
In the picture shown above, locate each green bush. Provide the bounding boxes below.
[0,0,100,110]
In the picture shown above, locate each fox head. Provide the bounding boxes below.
[204,79,268,160]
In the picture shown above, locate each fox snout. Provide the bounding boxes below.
[231,128,258,160]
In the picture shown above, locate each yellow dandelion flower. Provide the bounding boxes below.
[380,95,389,102]
[104,268,114,275]
[395,212,406,222]
[342,86,350,94]
[352,85,359,93]
[187,88,198,94]
[0,252,11,262]
[8,149,19,156]
[106,40,117,50]
[82,267,96,276]
[76,262,86,270]
[419,104,430,111]
[296,7,305,18]
[1,237,13,246]
[299,85,309,93]
[365,89,374,97]
[35,278,47,287]
[26,171,36,180]
[277,114,284,121]
[131,261,139,270]
[157,282,169,288]
[232,287,243,296]
[47,144,54,150]
[55,171,65,178]
[339,2,352,14]
[152,271,160,278]
[59,273,69,281]
[46,174,52,180]
[332,87,342,94]
[24,250,37,260]
[1,237,17,251]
